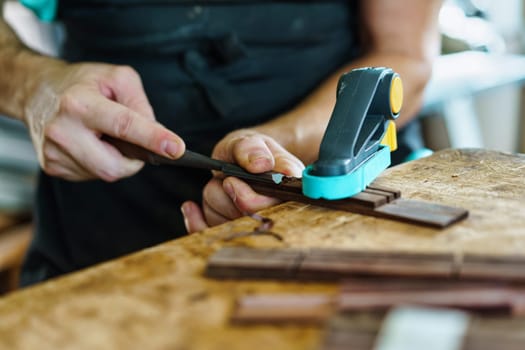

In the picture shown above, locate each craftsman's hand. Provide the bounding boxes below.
[24,62,185,181]
[181,130,304,233]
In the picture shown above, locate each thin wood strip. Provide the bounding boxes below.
[340,278,512,293]
[246,178,468,228]
[231,284,524,324]
[205,247,304,279]
[299,249,453,279]
[247,179,388,210]
[374,198,469,228]
[337,289,517,314]
[206,248,525,282]
[349,192,388,207]
[276,177,391,208]
[460,254,525,281]
[297,258,452,279]
[340,279,525,316]
[308,249,453,261]
[460,263,525,281]
[231,294,334,324]
[366,184,401,198]
[362,188,395,202]
[383,198,469,218]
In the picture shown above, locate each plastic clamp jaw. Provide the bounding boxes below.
[20,0,57,22]
[302,145,391,200]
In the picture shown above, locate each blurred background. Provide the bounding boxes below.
[0,0,524,293]
[421,0,525,155]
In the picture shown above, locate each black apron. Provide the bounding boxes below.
[21,1,362,285]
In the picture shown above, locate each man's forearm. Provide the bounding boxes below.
[0,10,62,121]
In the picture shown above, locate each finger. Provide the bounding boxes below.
[203,198,232,227]
[217,132,304,176]
[81,94,185,159]
[212,130,257,163]
[223,176,281,214]
[52,118,145,181]
[264,140,305,177]
[203,179,242,220]
[181,201,209,234]
[100,140,146,179]
[42,140,94,180]
[230,135,274,173]
[101,66,155,120]
[44,160,93,181]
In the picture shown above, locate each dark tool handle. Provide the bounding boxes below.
[102,135,284,185]
[103,135,225,170]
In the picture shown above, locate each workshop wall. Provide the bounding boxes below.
[423,0,525,154]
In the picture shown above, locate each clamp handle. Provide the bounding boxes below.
[302,67,403,200]
[310,67,402,177]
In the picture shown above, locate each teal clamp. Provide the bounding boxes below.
[20,0,57,22]
[302,145,391,200]
[302,67,400,200]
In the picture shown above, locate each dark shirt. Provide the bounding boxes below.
[20,1,361,285]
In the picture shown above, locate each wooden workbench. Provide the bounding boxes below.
[0,149,523,350]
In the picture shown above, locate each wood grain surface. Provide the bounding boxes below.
[0,149,523,350]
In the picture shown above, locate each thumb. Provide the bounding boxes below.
[181,201,209,234]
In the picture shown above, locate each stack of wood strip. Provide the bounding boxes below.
[245,178,468,228]
[231,281,525,324]
[207,248,525,322]
[206,247,525,282]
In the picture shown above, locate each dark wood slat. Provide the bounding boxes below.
[231,276,524,323]
[231,294,333,324]
[366,184,401,198]
[300,249,453,280]
[337,288,518,314]
[349,192,388,207]
[308,249,453,261]
[298,252,453,280]
[340,277,512,292]
[206,248,525,283]
[460,254,525,281]
[374,198,469,228]
[205,247,304,279]
[362,188,395,202]
[246,179,387,210]
[245,178,468,228]
[231,286,524,324]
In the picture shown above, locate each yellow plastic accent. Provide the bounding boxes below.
[390,75,403,115]
[381,121,398,151]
